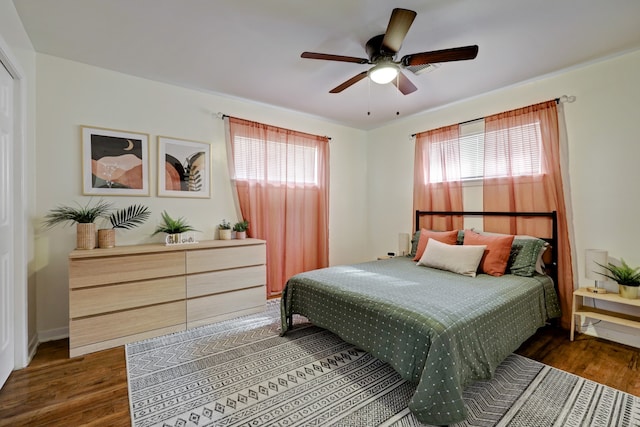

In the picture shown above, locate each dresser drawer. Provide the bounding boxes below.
[187,265,266,298]
[187,285,265,324]
[69,252,185,288]
[68,240,267,356]
[186,244,266,274]
[70,276,186,318]
[69,301,186,348]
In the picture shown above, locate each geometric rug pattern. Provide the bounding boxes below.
[126,300,640,427]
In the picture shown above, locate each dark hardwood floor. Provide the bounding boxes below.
[516,326,640,395]
[0,340,129,426]
[0,327,638,426]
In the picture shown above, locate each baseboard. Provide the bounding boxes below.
[27,332,39,364]
[579,320,640,348]
[37,326,69,343]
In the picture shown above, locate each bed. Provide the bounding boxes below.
[280,211,561,426]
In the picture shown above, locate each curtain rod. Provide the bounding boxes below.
[410,95,575,138]
[215,112,332,141]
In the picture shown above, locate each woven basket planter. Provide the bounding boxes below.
[98,229,116,248]
[76,223,97,250]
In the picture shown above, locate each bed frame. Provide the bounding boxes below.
[415,210,558,287]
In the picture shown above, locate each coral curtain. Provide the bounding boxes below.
[482,100,575,329]
[225,116,329,296]
[413,124,464,231]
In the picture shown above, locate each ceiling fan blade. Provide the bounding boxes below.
[329,71,368,93]
[301,52,369,64]
[381,8,417,54]
[392,70,418,95]
[401,45,479,66]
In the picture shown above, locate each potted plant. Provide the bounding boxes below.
[218,219,232,240]
[97,204,151,248]
[596,259,640,299]
[233,219,249,239]
[43,199,113,249]
[152,211,197,245]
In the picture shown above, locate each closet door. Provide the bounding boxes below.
[0,61,15,389]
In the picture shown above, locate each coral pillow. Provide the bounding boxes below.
[463,230,515,276]
[412,229,459,261]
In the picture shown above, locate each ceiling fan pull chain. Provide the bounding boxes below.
[395,74,400,116]
[367,77,371,116]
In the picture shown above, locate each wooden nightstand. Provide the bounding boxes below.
[570,287,640,341]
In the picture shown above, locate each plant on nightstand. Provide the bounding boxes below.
[98,204,151,248]
[43,199,113,249]
[218,219,232,240]
[596,259,640,299]
[152,211,197,245]
[233,219,249,239]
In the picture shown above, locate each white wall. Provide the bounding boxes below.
[367,49,640,347]
[34,54,369,340]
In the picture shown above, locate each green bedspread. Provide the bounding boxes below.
[280,256,561,425]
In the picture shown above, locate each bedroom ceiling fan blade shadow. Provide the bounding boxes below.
[301,52,369,64]
[329,71,368,93]
[402,45,479,67]
[392,71,418,95]
[381,8,417,54]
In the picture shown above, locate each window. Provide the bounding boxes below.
[233,136,319,185]
[458,132,485,181]
[484,122,543,178]
[427,120,543,183]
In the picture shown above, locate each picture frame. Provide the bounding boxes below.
[81,126,150,196]
[158,136,211,198]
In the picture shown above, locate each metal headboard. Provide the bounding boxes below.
[415,210,558,285]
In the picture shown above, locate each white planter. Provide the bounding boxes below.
[618,284,639,299]
[165,233,182,245]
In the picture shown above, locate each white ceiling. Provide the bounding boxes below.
[12,0,640,130]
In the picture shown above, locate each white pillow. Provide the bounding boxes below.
[417,238,486,277]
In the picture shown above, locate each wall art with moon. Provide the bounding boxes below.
[81,126,150,196]
[158,136,211,198]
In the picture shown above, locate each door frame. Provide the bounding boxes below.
[0,34,29,369]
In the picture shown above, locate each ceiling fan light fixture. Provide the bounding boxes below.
[301,9,478,94]
[369,63,398,84]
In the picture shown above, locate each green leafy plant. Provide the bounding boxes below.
[233,219,249,232]
[108,204,151,230]
[43,199,113,229]
[218,219,231,230]
[152,211,197,235]
[595,259,640,287]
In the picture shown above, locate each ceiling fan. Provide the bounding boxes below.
[301,8,478,95]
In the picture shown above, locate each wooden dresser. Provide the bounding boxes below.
[68,238,266,357]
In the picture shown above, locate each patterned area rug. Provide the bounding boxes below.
[126,301,640,427]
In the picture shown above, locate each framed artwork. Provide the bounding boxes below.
[158,136,211,198]
[81,126,150,196]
